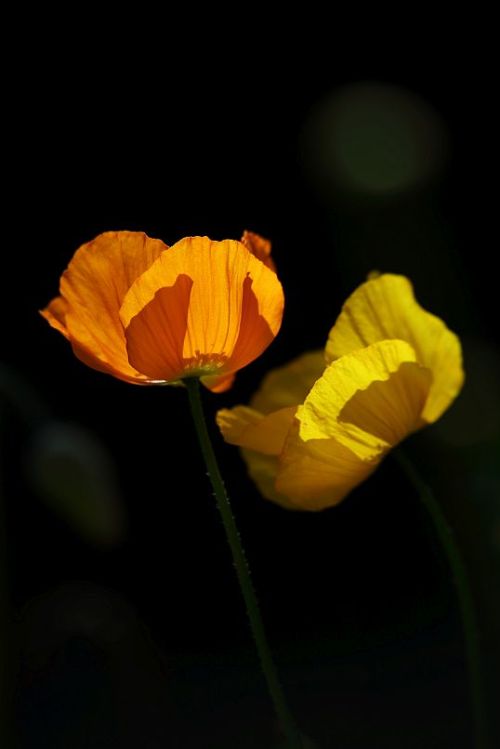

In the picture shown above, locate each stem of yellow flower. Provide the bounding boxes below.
[394,449,490,749]
[185,377,303,749]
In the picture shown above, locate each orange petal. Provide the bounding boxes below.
[40,296,70,338]
[121,275,193,382]
[121,237,284,383]
[201,372,236,393]
[223,274,281,375]
[43,231,168,383]
[241,230,276,272]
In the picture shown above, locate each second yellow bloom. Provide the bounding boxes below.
[217,274,464,510]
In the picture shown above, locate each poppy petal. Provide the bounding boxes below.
[241,449,300,510]
[325,274,464,422]
[44,231,167,382]
[250,350,325,414]
[241,230,276,271]
[216,351,325,507]
[276,421,378,511]
[41,296,70,338]
[217,406,296,455]
[299,340,431,460]
[223,274,282,375]
[275,340,433,509]
[121,237,284,383]
[122,275,194,382]
[201,372,236,393]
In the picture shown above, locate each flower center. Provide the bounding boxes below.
[182,351,228,378]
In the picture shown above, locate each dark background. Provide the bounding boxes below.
[2,35,499,748]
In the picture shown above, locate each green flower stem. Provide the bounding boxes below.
[185,378,303,749]
[394,449,489,748]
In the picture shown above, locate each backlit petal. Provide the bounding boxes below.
[325,274,464,422]
[241,449,299,510]
[250,350,325,414]
[217,397,297,505]
[276,420,378,510]
[43,231,167,382]
[216,351,324,499]
[241,230,276,271]
[223,274,283,375]
[201,372,236,393]
[121,237,284,382]
[274,340,433,509]
[121,275,193,382]
[299,340,431,460]
[40,296,69,338]
[216,406,296,455]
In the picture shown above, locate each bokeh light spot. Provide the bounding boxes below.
[303,82,449,197]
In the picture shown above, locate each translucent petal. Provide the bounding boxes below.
[241,449,299,510]
[275,340,432,509]
[40,296,70,338]
[42,231,167,382]
[300,340,431,460]
[216,406,296,455]
[250,350,325,414]
[241,230,276,271]
[121,237,284,383]
[276,420,378,510]
[326,274,464,422]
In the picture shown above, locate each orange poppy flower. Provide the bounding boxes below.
[41,231,284,392]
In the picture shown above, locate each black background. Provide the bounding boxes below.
[2,30,499,749]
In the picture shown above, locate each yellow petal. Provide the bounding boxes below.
[250,350,326,414]
[275,340,432,509]
[276,420,378,511]
[216,406,296,455]
[216,393,296,506]
[325,274,464,423]
[300,340,431,460]
[216,350,324,507]
[42,231,167,383]
[241,449,299,510]
[338,360,432,448]
[241,230,276,272]
[121,237,284,383]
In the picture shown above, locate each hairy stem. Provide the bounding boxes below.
[185,378,303,749]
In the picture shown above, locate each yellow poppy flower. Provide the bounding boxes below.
[41,231,284,392]
[217,274,464,510]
